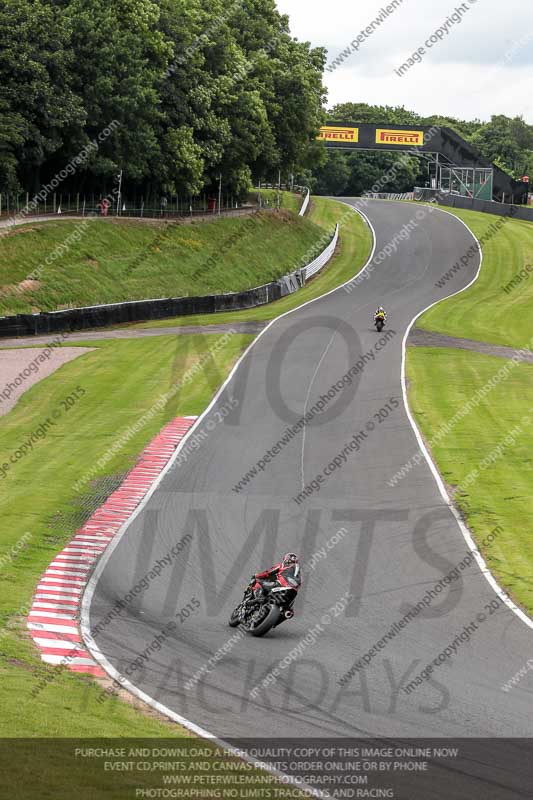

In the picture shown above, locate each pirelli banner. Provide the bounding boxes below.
[376,129,424,146]
[318,123,432,152]
[318,126,359,143]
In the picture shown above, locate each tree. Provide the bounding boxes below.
[0,0,85,192]
[470,115,533,177]
[58,0,170,192]
[0,0,328,200]
[311,151,350,196]
[328,102,422,126]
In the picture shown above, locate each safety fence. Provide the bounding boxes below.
[303,224,339,279]
[0,207,256,234]
[0,225,340,338]
[365,192,414,201]
[414,187,533,222]
[0,203,251,225]
[299,189,311,216]
[0,193,244,221]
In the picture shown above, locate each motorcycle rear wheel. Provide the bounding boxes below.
[249,604,282,637]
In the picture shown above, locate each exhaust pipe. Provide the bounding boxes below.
[284,609,294,619]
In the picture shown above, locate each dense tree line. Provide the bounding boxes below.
[0,0,326,201]
[2,2,530,205]
[311,102,533,196]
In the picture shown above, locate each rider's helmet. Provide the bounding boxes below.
[282,552,298,566]
[378,306,385,313]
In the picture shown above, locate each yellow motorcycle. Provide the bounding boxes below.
[374,311,386,332]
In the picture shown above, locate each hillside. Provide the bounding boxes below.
[0,210,325,316]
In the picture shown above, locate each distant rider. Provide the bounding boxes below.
[374,306,387,324]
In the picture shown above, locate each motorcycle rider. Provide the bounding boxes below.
[374,305,387,322]
[245,553,301,607]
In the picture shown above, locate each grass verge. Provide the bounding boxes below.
[417,207,533,349]
[0,333,252,736]
[134,196,372,329]
[0,210,324,315]
[408,204,533,618]
[255,187,303,213]
[0,738,309,799]
[407,346,533,616]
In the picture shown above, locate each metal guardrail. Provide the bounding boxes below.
[365,192,414,201]
[299,189,310,216]
[414,189,533,222]
[303,224,339,280]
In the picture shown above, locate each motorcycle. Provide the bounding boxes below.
[374,313,386,332]
[228,579,298,637]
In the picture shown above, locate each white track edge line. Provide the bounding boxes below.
[344,198,533,631]
[81,198,532,788]
[397,203,533,630]
[80,203,376,798]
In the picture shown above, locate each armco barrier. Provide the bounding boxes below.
[0,226,339,338]
[366,192,414,201]
[304,224,339,280]
[299,189,310,216]
[414,188,533,222]
[439,195,533,222]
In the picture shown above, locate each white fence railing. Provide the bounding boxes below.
[303,224,339,280]
[299,189,310,216]
[365,192,414,201]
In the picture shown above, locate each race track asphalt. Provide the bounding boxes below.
[84,199,533,793]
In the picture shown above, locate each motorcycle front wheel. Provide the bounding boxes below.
[228,607,241,627]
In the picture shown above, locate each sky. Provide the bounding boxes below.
[276,0,533,123]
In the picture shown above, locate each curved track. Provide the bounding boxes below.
[85,200,533,745]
